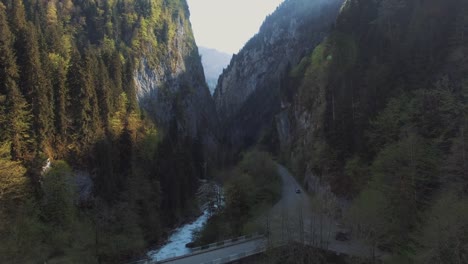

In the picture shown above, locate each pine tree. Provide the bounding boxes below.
[67,49,103,151]
[84,49,104,141]
[96,58,112,131]
[9,0,28,35]
[108,51,124,108]
[0,141,31,213]
[0,3,32,161]
[124,59,138,112]
[51,54,69,144]
[15,22,54,151]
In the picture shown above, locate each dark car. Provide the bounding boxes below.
[295,188,301,194]
[335,231,351,241]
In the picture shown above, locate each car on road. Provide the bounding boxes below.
[295,188,301,194]
[335,230,351,241]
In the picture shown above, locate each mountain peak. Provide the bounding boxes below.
[199,46,232,94]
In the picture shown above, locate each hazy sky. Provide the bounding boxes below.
[186,0,284,54]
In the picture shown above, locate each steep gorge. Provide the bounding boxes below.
[216,0,468,261]
[134,11,217,141]
[213,0,344,150]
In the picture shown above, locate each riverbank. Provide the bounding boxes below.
[147,210,210,261]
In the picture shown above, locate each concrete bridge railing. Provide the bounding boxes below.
[128,233,265,264]
[191,233,262,253]
[156,233,265,263]
[200,245,267,264]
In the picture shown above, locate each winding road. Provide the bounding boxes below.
[150,164,376,264]
[265,164,375,257]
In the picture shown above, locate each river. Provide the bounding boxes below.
[147,210,209,262]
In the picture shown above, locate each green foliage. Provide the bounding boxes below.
[347,188,389,242]
[0,142,32,211]
[344,155,370,194]
[279,0,468,261]
[0,3,33,160]
[290,55,311,78]
[110,92,130,137]
[371,136,439,247]
[310,43,327,71]
[155,134,203,225]
[327,32,358,74]
[41,161,76,228]
[414,190,468,264]
[225,173,255,234]
[0,200,47,263]
[238,150,282,206]
[0,0,195,159]
[195,150,281,243]
[367,95,411,152]
[95,201,145,262]
[0,0,201,262]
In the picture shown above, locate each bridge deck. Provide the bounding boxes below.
[159,238,266,264]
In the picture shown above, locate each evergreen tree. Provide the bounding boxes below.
[8,0,28,35]
[96,58,112,131]
[108,51,124,108]
[0,141,31,212]
[67,49,103,152]
[123,60,138,112]
[15,22,54,151]
[0,3,32,161]
[50,53,69,147]
[41,161,76,228]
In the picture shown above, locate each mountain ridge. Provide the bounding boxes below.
[198,46,232,94]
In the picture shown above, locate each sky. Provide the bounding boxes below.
[186,0,285,55]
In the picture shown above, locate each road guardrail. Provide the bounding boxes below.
[201,245,267,264]
[156,233,265,263]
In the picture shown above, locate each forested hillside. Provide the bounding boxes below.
[0,0,214,262]
[276,0,468,261]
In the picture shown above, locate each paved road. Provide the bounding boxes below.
[263,164,378,258]
[265,164,331,244]
[160,238,266,264]
[153,165,377,264]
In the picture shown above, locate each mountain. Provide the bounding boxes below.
[280,0,468,259]
[213,0,344,150]
[199,47,232,94]
[216,0,468,261]
[0,0,216,263]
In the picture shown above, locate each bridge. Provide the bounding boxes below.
[129,234,266,264]
[130,165,381,264]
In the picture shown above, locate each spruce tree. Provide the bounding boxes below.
[15,23,54,151]
[0,3,32,161]
[124,60,138,112]
[67,49,103,150]
[96,58,112,131]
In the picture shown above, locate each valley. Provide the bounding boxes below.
[0,0,468,263]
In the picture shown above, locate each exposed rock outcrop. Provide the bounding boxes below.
[213,0,343,149]
[134,4,218,142]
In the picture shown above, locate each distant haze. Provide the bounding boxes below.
[187,0,285,54]
[199,47,232,94]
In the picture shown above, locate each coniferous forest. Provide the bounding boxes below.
[0,0,206,262]
[213,0,468,262]
[1,0,468,263]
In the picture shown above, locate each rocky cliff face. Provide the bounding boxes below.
[213,0,343,148]
[134,3,217,141]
